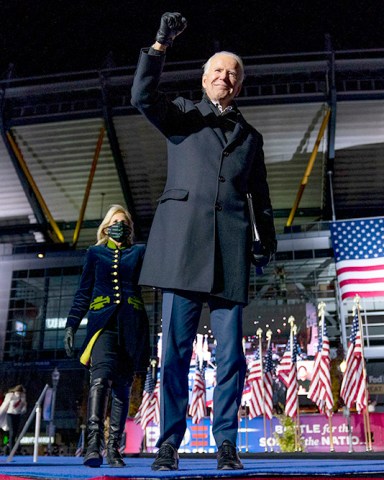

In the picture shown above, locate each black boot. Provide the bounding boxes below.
[83,378,111,468]
[106,386,129,468]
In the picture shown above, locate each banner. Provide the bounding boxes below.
[132,413,384,453]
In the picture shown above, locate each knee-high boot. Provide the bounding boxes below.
[83,378,111,468]
[106,385,129,467]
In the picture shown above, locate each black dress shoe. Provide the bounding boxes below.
[151,443,179,471]
[217,440,244,470]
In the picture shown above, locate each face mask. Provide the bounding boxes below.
[107,221,130,243]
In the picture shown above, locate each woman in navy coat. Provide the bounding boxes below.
[64,204,149,468]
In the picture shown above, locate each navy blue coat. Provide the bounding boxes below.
[66,242,149,372]
[131,49,276,304]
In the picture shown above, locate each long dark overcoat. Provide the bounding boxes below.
[131,49,276,305]
[66,242,149,371]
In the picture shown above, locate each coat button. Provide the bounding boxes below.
[115,299,121,304]
[112,271,118,276]
[223,151,229,157]
[219,176,225,182]
[215,203,222,211]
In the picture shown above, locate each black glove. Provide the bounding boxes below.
[251,241,275,268]
[156,12,187,47]
[63,326,75,358]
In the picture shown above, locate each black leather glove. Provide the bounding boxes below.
[251,241,275,268]
[156,12,187,47]
[63,326,75,358]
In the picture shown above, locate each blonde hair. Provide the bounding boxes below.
[203,51,245,83]
[96,204,134,246]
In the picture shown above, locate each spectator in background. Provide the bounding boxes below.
[0,384,27,453]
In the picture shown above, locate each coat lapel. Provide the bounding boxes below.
[226,111,247,147]
[196,99,249,149]
[195,100,227,147]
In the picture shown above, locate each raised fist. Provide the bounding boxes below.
[156,12,187,47]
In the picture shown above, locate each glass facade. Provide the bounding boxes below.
[2,263,159,362]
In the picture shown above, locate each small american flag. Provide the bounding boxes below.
[330,217,384,300]
[209,367,217,423]
[340,309,368,413]
[152,378,160,425]
[135,369,157,430]
[277,335,299,418]
[75,428,85,457]
[189,366,207,424]
[263,343,274,420]
[307,321,334,416]
[248,349,264,419]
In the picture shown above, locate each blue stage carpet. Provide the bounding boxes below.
[0,454,384,479]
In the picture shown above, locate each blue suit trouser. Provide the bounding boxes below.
[157,290,246,449]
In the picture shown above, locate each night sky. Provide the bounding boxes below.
[1,0,383,78]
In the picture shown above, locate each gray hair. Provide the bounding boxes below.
[202,51,245,83]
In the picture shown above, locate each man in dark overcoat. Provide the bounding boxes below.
[131,12,277,471]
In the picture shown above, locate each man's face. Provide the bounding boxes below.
[202,54,242,108]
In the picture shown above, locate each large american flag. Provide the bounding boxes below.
[340,309,368,413]
[330,217,384,300]
[189,366,207,424]
[277,335,299,418]
[135,369,159,430]
[307,321,334,416]
[247,348,264,419]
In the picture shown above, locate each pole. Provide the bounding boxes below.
[33,403,42,462]
[265,330,273,452]
[47,367,60,455]
[257,328,268,453]
[343,406,354,453]
[318,302,335,452]
[72,126,105,247]
[355,297,372,451]
[286,107,331,227]
[6,131,65,243]
[328,414,335,452]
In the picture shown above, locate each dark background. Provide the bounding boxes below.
[1,0,383,77]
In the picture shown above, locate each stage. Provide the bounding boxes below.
[1,453,384,480]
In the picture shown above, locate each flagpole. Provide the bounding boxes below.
[318,301,335,453]
[328,414,335,452]
[257,328,268,453]
[340,306,355,454]
[355,295,373,451]
[287,317,299,452]
[335,279,352,451]
[266,330,273,452]
[292,323,301,452]
[242,349,248,452]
